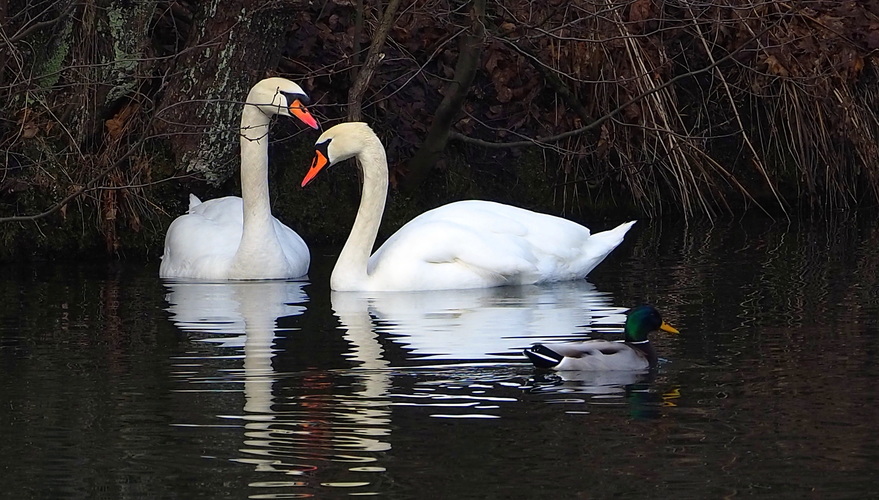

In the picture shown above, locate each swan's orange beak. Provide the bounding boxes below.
[289,99,319,130]
[660,321,680,334]
[301,150,328,187]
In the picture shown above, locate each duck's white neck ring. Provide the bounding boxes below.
[628,339,650,345]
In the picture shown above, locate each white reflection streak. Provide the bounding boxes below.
[331,280,621,363]
[329,281,628,418]
[330,292,393,452]
[166,280,394,488]
[164,280,307,463]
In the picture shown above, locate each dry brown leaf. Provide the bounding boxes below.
[628,0,653,29]
[22,123,39,139]
[496,86,513,103]
[764,55,790,77]
[850,55,864,77]
[105,103,139,140]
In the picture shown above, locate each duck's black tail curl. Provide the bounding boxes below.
[524,344,563,369]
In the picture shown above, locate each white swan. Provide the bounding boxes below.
[160,78,319,280]
[300,122,636,291]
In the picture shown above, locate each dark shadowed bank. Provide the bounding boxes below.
[1,1,877,260]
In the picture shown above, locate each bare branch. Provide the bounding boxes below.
[448,20,778,149]
[347,0,402,121]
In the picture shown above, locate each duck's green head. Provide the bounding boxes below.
[624,305,679,343]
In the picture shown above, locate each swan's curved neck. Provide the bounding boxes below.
[332,135,388,290]
[233,105,285,270]
[239,105,273,225]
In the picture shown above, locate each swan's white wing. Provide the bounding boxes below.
[159,197,243,279]
[187,195,244,224]
[366,200,634,290]
[273,218,310,277]
[162,195,309,279]
[368,204,538,289]
[188,193,202,211]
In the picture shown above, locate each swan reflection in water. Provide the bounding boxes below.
[330,279,662,419]
[331,279,627,364]
[164,279,391,492]
[163,278,666,493]
[164,279,307,414]
[334,279,674,420]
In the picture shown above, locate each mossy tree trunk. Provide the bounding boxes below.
[1,1,158,253]
[0,0,308,257]
[156,0,306,184]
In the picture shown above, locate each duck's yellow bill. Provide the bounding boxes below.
[660,321,680,334]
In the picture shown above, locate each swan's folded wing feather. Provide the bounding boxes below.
[273,218,310,277]
[187,196,243,224]
[187,193,204,212]
[160,199,243,278]
[361,199,634,289]
[428,202,634,275]
[371,218,537,277]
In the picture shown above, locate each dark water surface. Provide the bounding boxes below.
[3,217,879,498]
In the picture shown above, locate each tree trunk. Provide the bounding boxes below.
[157,0,305,184]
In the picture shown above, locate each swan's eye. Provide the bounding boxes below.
[279,90,319,129]
[313,138,331,162]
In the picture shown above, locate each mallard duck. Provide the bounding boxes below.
[523,305,679,371]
